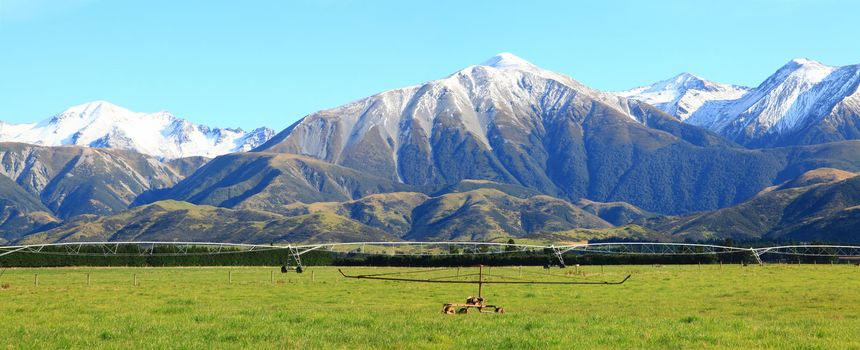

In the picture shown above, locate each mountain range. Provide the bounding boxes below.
[0,101,275,159]
[4,53,860,245]
[618,59,860,147]
[0,142,206,242]
[247,54,860,214]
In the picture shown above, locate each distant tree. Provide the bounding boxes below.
[505,238,518,252]
[448,245,461,255]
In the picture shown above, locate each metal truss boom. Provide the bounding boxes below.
[3,242,860,266]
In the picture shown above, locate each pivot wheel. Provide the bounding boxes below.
[442,305,456,315]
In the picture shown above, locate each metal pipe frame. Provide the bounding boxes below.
[2,242,860,261]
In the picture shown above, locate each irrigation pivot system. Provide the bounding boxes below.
[4,241,860,268]
[4,241,859,314]
[339,265,631,314]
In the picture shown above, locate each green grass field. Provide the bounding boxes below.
[1,265,858,349]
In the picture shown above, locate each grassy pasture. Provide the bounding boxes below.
[0,265,858,349]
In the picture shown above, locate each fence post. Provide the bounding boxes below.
[229,271,232,284]
[133,273,137,286]
[34,274,38,286]
[271,270,274,284]
[87,273,90,286]
[311,270,315,282]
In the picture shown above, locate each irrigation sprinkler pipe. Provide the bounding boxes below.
[0,246,28,257]
[2,242,860,260]
[338,268,631,285]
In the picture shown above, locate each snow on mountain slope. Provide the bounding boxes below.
[260,53,656,162]
[707,59,836,139]
[0,101,275,159]
[205,52,802,215]
[0,121,35,140]
[617,59,860,147]
[255,52,738,196]
[615,73,749,121]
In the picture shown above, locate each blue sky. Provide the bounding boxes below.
[1,0,858,130]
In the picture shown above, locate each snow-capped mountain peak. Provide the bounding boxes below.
[788,57,827,67]
[615,73,749,121]
[53,100,126,119]
[663,72,725,91]
[0,101,274,159]
[257,51,680,184]
[43,100,136,130]
[616,58,841,129]
[480,52,537,69]
[767,58,834,85]
[617,58,860,147]
[713,58,837,137]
